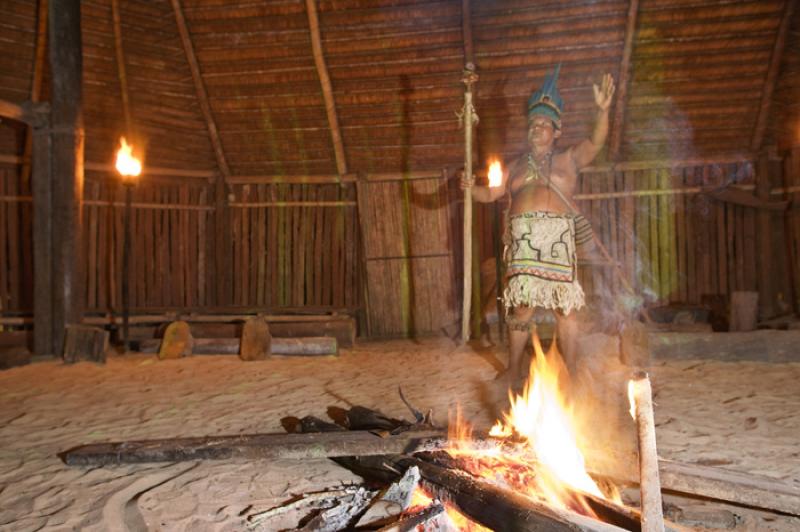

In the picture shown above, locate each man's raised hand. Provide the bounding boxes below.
[593,73,615,111]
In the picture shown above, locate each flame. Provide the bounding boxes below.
[488,159,503,187]
[115,137,142,178]
[446,331,620,518]
[409,487,490,531]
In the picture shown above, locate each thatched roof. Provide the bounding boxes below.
[1,0,799,179]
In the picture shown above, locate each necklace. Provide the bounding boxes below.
[526,150,553,183]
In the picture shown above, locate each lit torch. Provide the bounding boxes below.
[115,137,142,181]
[488,159,503,188]
[115,136,141,354]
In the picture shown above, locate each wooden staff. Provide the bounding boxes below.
[460,65,479,344]
[629,371,665,532]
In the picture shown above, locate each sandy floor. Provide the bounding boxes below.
[0,333,799,531]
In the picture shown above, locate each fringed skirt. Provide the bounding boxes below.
[503,212,585,315]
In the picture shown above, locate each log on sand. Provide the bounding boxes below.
[139,336,338,356]
[60,429,444,466]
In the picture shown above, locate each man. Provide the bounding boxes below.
[464,65,615,386]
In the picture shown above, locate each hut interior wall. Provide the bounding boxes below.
[357,174,458,337]
[1,154,798,331]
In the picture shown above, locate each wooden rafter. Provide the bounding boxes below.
[304,0,347,176]
[608,0,640,161]
[751,0,798,152]
[169,0,230,178]
[111,0,132,134]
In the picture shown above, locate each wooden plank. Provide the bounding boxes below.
[268,185,278,307]
[683,168,695,303]
[755,155,774,316]
[241,185,250,306]
[86,182,98,309]
[6,173,20,308]
[0,172,8,313]
[649,170,660,302]
[255,185,265,306]
[673,169,686,302]
[95,184,108,310]
[184,185,195,307]
[198,187,207,306]
[726,196,736,295]
[170,186,182,306]
[622,170,635,294]
[714,166,727,296]
[313,186,325,306]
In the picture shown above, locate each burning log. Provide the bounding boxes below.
[59,429,443,466]
[341,454,638,532]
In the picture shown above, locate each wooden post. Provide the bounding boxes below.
[121,184,133,349]
[630,372,665,532]
[32,113,52,357]
[460,66,478,344]
[48,0,85,357]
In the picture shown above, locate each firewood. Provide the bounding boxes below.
[341,455,635,532]
[246,486,377,530]
[376,503,449,532]
[60,429,445,466]
[346,405,410,432]
[356,465,421,528]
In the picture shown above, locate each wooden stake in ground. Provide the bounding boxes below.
[629,372,665,532]
[460,65,479,344]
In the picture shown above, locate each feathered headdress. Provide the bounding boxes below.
[527,64,563,129]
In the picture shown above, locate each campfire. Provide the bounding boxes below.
[444,333,621,519]
[63,334,670,531]
[243,333,647,531]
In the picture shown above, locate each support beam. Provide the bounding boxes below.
[750,0,797,152]
[169,0,229,179]
[304,0,348,175]
[48,0,85,357]
[111,0,132,134]
[0,100,49,126]
[170,0,232,304]
[608,0,640,161]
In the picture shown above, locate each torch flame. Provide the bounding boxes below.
[115,137,142,178]
[446,331,620,518]
[488,159,503,188]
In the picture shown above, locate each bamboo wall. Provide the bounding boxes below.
[2,155,798,332]
[0,165,33,314]
[575,162,760,307]
[0,166,361,316]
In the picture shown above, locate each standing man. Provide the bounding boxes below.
[464,65,615,386]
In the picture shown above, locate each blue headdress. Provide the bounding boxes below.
[527,64,563,130]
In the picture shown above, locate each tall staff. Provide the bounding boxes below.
[460,65,479,344]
